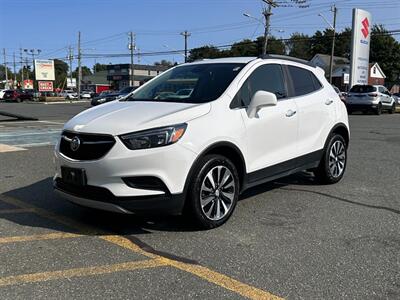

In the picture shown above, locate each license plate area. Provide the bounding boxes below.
[61,167,87,186]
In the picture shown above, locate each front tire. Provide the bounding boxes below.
[314,134,347,184]
[186,154,239,229]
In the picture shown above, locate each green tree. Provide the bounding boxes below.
[188,46,221,61]
[230,39,258,56]
[72,66,92,78]
[53,59,68,89]
[93,63,108,73]
[370,25,400,86]
[154,60,174,67]
[287,33,312,60]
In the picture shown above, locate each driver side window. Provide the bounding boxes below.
[231,64,286,108]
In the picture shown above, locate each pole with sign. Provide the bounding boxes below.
[349,8,372,88]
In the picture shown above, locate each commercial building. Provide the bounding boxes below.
[106,64,170,90]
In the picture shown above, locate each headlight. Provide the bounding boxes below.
[120,124,187,150]
[98,98,106,103]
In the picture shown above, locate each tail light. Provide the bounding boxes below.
[368,93,378,97]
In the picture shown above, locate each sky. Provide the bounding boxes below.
[0,0,399,71]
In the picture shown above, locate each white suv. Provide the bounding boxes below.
[54,56,349,228]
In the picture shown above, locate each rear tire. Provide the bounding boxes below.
[389,104,395,114]
[16,98,21,103]
[314,134,347,184]
[186,154,239,229]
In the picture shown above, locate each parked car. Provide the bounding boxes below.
[80,91,92,99]
[346,85,396,114]
[90,90,115,106]
[0,89,10,99]
[2,89,33,102]
[60,90,78,100]
[91,86,136,106]
[332,85,346,103]
[54,55,350,229]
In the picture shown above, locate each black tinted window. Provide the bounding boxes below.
[349,85,376,93]
[128,63,244,104]
[288,66,321,97]
[231,64,286,108]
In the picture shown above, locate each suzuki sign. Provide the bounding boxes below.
[349,8,372,87]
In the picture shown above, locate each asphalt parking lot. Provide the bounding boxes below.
[0,102,399,299]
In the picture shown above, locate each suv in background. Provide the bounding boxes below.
[54,55,349,229]
[347,85,396,114]
[91,86,136,106]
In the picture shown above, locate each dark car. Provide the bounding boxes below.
[2,89,33,102]
[91,86,137,106]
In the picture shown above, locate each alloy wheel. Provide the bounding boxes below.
[329,140,346,178]
[200,165,235,221]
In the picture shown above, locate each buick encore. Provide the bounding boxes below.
[54,55,350,228]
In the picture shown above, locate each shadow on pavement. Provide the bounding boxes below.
[2,172,398,238]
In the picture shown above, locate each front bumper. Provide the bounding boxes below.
[54,134,198,214]
[54,179,185,214]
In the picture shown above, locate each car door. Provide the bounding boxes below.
[285,64,336,158]
[380,87,391,107]
[232,63,299,179]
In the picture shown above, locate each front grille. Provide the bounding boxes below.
[59,131,115,160]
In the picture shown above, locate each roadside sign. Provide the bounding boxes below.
[35,59,55,81]
[343,73,350,84]
[23,79,33,89]
[349,8,372,87]
[38,81,54,92]
[67,78,77,88]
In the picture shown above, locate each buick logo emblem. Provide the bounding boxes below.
[70,136,81,152]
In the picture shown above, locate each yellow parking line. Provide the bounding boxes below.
[0,208,35,215]
[0,258,167,287]
[0,232,82,244]
[165,259,283,300]
[0,194,283,299]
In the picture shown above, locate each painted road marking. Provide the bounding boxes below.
[0,258,167,287]
[0,208,35,215]
[0,144,26,153]
[0,194,283,299]
[0,232,81,244]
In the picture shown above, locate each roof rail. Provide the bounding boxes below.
[259,54,316,68]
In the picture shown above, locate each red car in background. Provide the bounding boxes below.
[2,90,34,102]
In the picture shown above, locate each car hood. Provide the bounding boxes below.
[64,100,211,135]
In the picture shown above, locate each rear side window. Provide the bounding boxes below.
[231,64,286,108]
[349,85,376,93]
[287,65,321,97]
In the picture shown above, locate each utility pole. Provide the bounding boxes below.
[180,30,191,63]
[3,48,8,89]
[128,31,135,87]
[68,46,73,91]
[77,31,82,99]
[261,1,276,56]
[13,53,16,89]
[25,58,30,81]
[19,48,24,86]
[328,4,337,84]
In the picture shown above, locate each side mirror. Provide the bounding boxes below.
[247,90,277,118]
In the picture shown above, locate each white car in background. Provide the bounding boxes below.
[80,91,92,99]
[0,89,9,99]
[60,90,78,100]
[54,55,350,229]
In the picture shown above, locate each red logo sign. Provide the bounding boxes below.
[361,17,369,38]
[38,81,54,92]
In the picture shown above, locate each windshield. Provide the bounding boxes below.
[126,63,245,104]
[350,85,376,93]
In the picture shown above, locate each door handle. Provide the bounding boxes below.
[325,99,334,105]
[286,109,296,117]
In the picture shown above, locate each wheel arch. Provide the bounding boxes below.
[183,141,247,199]
[326,123,350,149]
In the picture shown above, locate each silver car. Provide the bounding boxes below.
[346,85,396,115]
